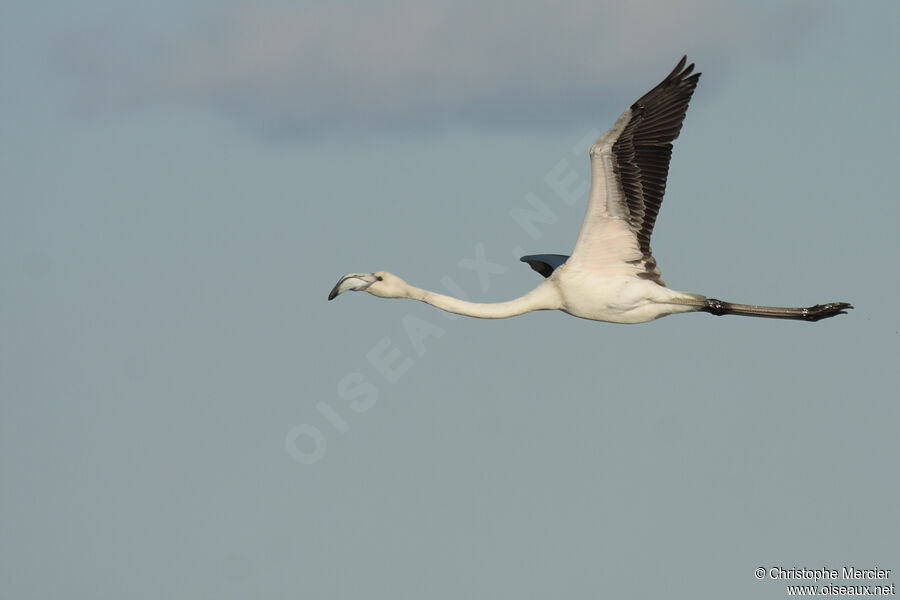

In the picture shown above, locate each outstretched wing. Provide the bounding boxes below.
[569,56,700,285]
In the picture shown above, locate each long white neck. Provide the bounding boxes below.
[403,281,561,319]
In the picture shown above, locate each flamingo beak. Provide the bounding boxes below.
[328,273,378,300]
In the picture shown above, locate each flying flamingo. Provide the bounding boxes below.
[329,57,851,324]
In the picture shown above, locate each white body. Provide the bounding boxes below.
[548,265,700,324]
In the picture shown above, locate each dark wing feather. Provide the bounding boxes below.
[612,56,700,254]
[520,254,569,278]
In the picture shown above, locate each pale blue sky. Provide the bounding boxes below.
[2,2,899,598]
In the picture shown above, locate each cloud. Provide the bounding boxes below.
[51,0,820,135]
